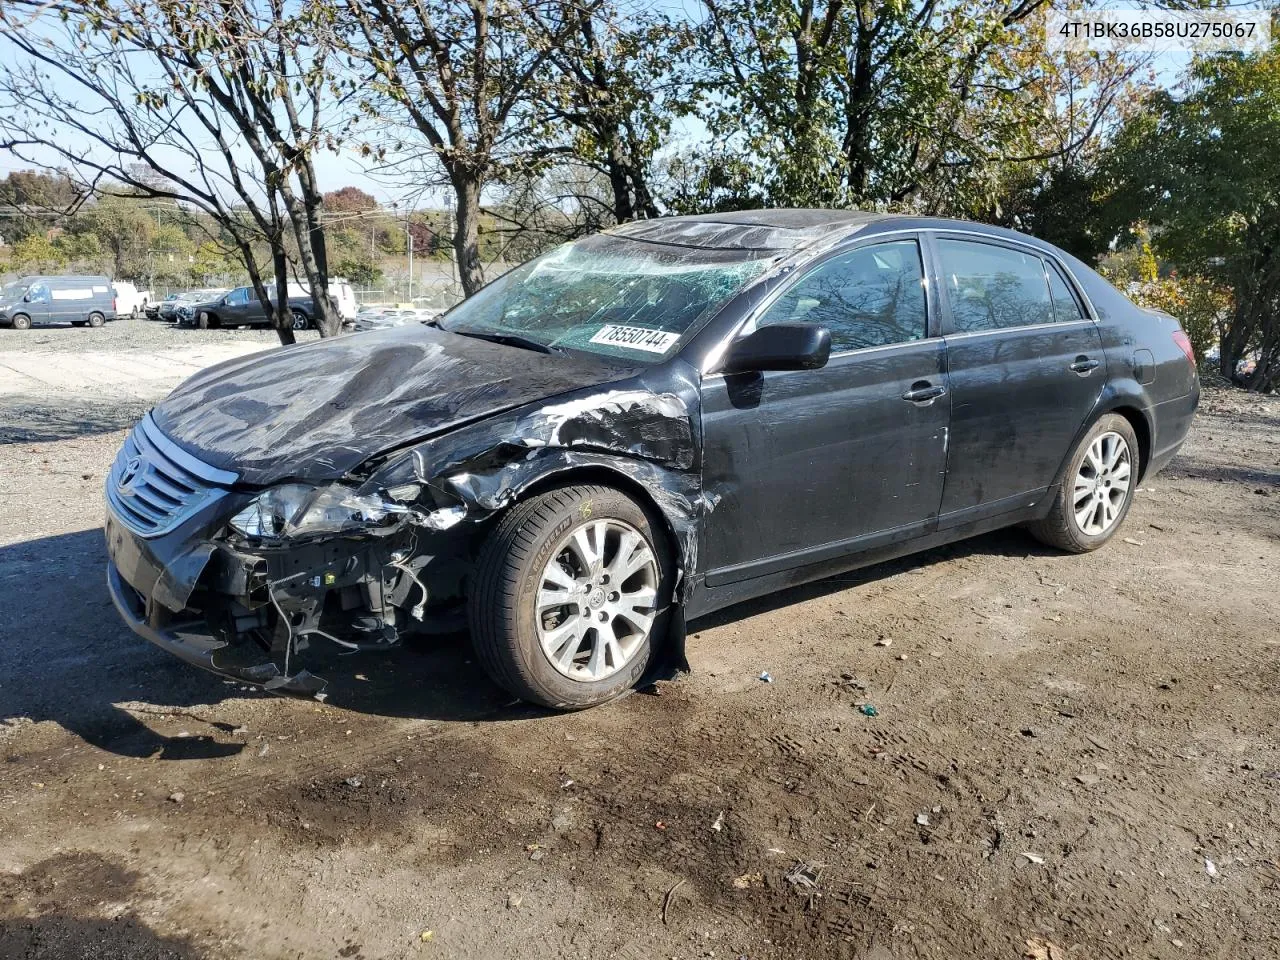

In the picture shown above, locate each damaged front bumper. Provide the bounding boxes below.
[106,561,328,697]
[103,485,467,701]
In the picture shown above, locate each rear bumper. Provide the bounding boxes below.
[1147,384,1200,477]
[107,560,327,697]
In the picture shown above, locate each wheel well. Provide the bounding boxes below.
[1109,406,1152,481]
[513,466,685,569]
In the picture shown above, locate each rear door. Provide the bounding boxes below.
[700,236,949,584]
[930,233,1104,524]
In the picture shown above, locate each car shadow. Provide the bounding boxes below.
[0,399,148,444]
[686,526,1058,632]
[0,530,546,761]
[0,525,1055,758]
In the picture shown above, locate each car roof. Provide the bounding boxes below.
[605,209,1066,259]
[608,209,889,253]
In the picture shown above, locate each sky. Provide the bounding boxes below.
[0,3,1209,212]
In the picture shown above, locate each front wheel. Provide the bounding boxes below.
[11,314,32,330]
[469,484,672,710]
[291,309,310,330]
[1028,413,1139,553]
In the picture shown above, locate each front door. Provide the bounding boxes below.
[23,282,52,325]
[931,234,1105,523]
[701,237,949,586]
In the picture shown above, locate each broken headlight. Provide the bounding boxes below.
[227,483,404,541]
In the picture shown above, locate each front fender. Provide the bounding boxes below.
[363,379,706,598]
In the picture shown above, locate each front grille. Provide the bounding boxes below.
[105,413,239,537]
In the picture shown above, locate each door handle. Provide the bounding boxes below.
[1070,356,1101,374]
[902,382,946,404]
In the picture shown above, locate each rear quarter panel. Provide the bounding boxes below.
[1062,253,1199,476]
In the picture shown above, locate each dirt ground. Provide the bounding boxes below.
[0,342,1277,958]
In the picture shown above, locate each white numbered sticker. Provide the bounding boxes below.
[589,324,680,354]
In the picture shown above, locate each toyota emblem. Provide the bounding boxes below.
[118,455,143,495]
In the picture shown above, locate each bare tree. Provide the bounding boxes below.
[0,0,350,342]
[343,0,576,297]
[536,1,692,224]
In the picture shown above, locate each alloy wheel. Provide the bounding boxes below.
[535,518,659,682]
[1073,431,1132,536]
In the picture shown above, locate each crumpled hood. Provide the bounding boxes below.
[151,326,631,485]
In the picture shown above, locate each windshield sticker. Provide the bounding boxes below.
[589,324,680,354]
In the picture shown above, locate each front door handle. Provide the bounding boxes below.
[1070,356,1101,374]
[902,382,946,404]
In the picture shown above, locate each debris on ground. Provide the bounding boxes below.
[758,671,774,683]
[732,872,763,890]
[711,811,725,832]
[662,878,687,925]
[875,636,892,647]
[1021,852,1045,865]
[1205,858,1219,878]
[859,704,880,717]
[784,861,823,891]
[167,791,185,804]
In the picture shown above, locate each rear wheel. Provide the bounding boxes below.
[87,312,105,328]
[469,484,672,710]
[11,313,32,330]
[1028,413,1139,553]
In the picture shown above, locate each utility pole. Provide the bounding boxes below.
[406,221,414,303]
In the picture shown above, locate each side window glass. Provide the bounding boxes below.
[936,239,1054,332]
[29,284,48,301]
[230,288,249,305]
[758,239,927,351]
[1046,262,1087,322]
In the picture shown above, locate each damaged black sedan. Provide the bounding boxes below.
[105,210,1199,709]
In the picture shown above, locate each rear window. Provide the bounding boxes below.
[937,239,1054,331]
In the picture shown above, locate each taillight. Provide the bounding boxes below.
[1172,330,1195,367]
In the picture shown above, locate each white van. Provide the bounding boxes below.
[284,277,357,320]
[112,281,152,317]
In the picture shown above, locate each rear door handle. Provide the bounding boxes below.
[902,382,946,404]
[1070,356,1101,374]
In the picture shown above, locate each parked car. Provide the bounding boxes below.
[104,210,1199,708]
[183,284,327,330]
[145,293,179,321]
[113,280,152,318]
[349,306,440,332]
[158,289,225,322]
[0,275,116,329]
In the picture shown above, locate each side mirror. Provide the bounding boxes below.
[720,322,831,374]
[23,292,32,302]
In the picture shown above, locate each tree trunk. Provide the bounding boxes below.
[452,175,485,298]
[606,135,635,223]
[278,181,341,337]
[268,247,297,346]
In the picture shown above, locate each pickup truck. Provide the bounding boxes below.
[181,285,325,330]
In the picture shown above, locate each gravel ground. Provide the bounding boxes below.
[0,340,1278,960]
[0,314,319,353]
[0,317,319,444]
